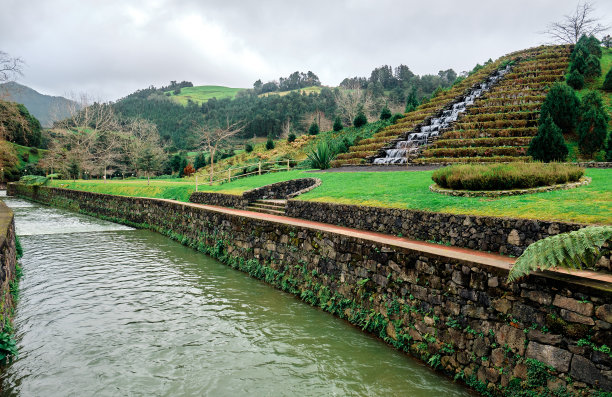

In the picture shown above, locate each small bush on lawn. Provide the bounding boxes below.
[432,162,584,191]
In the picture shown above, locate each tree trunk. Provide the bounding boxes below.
[209,149,215,185]
[147,171,150,186]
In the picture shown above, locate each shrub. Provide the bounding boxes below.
[431,162,584,191]
[566,69,585,90]
[307,141,335,170]
[578,91,609,157]
[287,133,296,143]
[584,54,601,79]
[353,109,367,128]
[265,135,275,150]
[527,114,568,162]
[603,68,612,91]
[183,164,195,176]
[606,133,612,162]
[308,121,320,136]
[245,142,254,153]
[391,113,403,124]
[333,116,343,132]
[539,83,579,133]
[379,106,392,120]
[29,147,38,155]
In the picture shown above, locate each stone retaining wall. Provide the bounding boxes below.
[189,178,321,207]
[10,183,612,396]
[0,201,18,333]
[285,200,612,272]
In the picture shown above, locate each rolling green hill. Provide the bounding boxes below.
[165,85,244,105]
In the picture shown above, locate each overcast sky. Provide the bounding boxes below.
[2,0,611,101]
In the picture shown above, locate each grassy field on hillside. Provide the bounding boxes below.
[166,86,244,105]
[258,86,324,97]
[11,142,46,170]
[49,168,612,225]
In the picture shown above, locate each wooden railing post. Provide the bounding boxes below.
[287,159,290,171]
[228,169,231,182]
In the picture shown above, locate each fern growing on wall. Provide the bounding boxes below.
[508,226,612,282]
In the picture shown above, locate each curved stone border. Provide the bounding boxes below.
[429,177,591,198]
[243,178,321,201]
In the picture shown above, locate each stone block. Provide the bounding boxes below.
[527,329,562,346]
[570,355,612,389]
[521,290,552,306]
[553,295,594,317]
[596,304,612,323]
[526,342,572,373]
[560,309,595,326]
[496,324,526,355]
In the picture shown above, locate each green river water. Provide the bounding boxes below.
[0,195,472,396]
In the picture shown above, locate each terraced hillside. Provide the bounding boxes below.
[418,45,571,163]
[332,45,571,167]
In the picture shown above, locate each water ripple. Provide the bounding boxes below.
[0,198,472,397]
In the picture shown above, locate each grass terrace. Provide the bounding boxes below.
[48,167,612,225]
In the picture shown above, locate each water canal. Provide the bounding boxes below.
[0,194,472,396]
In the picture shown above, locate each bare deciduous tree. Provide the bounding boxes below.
[333,85,375,125]
[196,118,244,184]
[543,1,609,44]
[0,51,23,83]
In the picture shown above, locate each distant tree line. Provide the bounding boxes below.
[252,71,322,94]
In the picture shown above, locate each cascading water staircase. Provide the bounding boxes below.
[373,65,512,165]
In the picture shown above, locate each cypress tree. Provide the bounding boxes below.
[566,69,585,90]
[539,83,580,133]
[603,68,612,91]
[265,134,275,150]
[605,133,612,162]
[308,121,320,135]
[527,114,568,162]
[287,133,296,143]
[577,91,609,157]
[379,106,392,120]
[584,54,601,79]
[353,106,367,128]
[405,89,418,113]
[333,116,343,131]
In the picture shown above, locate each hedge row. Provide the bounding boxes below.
[422,146,528,158]
[431,137,532,149]
[432,162,584,191]
[453,119,532,129]
[442,127,538,139]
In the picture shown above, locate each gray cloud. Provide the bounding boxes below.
[2,0,611,101]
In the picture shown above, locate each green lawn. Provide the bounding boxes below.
[166,85,244,106]
[49,168,612,225]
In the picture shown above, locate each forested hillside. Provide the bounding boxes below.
[112,66,459,150]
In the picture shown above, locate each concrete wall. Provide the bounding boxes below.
[10,183,612,395]
[0,200,18,333]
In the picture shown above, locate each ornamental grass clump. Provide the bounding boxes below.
[431,162,584,191]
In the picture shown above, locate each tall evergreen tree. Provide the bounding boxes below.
[405,88,418,113]
[308,121,320,135]
[527,114,568,162]
[353,106,367,128]
[379,106,392,120]
[566,69,585,90]
[584,54,601,79]
[539,83,580,133]
[333,116,343,131]
[605,133,612,162]
[577,91,609,157]
[603,68,612,91]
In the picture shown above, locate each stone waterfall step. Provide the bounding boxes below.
[246,199,287,215]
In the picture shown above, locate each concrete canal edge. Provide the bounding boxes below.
[8,183,612,396]
[0,200,20,369]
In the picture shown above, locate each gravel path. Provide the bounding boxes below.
[309,165,443,173]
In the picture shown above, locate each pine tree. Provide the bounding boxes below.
[405,88,418,113]
[566,69,585,90]
[266,134,275,150]
[287,133,296,143]
[603,68,612,91]
[353,106,367,128]
[245,142,253,152]
[308,121,320,135]
[333,116,343,131]
[539,83,579,133]
[605,133,612,162]
[379,106,392,120]
[527,114,568,162]
[584,54,601,79]
[577,91,609,157]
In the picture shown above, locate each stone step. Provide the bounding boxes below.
[249,202,286,210]
[246,206,286,216]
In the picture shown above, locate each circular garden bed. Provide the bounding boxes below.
[430,162,589,197]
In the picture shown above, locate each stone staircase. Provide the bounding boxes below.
[246,199,287,215]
